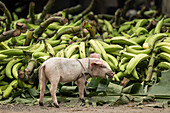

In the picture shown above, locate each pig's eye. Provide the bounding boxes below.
[100,65,106,68]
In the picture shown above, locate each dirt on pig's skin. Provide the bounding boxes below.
[0,103,170,113]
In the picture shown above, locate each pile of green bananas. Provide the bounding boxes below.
[0,0,170,99]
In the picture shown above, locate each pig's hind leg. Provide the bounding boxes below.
[49,77,60,108]
[39,74,47,106]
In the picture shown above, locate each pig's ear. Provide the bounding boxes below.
[91,60,103,66]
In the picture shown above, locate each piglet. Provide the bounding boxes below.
[39,57,114,108]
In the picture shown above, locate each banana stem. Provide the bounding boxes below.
[146,19,157,31]
[36,0,56,24]
[0,23,26,42]
[63,4,82,15]
[113,8,121,27]
[146,49,157,81]
[82,20,95,38]
[0,1,12,31]
[23,29,34,46]
[33,17,68,38]
[24,59,38,76]
[97,14,114,20]
[73,0,95,22]
[29,2,35,24]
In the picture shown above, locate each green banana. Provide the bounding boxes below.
[5,58,23,79]
[12,62,23,79]
[0,54,8,60]
[119,62,128,71]
[158,46,170,54]
[55,49,65,57]
[110,36,137,45]
[28,42,41,50]
[119,50,136,58]
[3,80,18,98]
[143,33,168,49]
[115,71,127,80]
[89,39,102,55]
[130,35,148,45]
[46,39,61,47]
[125,45,151,54]
[158,52,170,62]
[53,44,68,53]
[131,68,139,79]
[104,19,114,34]
[30,41,45,53]
[0,42,10,49]
[32,52,49,58]
[104,44,123,52]
[128,45,143,50]
[135,19,148,29]
[135,27,148,35]
[154,17,164,34]
[65,44,79,58]
[95,40,109,62]
[70,54,80,59]
[107,53,118,67]
[157,62,170,70]
[118,24,131,33]
[79,42,86,59]
[46,42,55,56]
[0,68,5,81]
[155,42,170,47]
[0,49,26,56]
[125,54,149,74]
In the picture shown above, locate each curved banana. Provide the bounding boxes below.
[32,52,49,59]
[0,54,8,60]
[125,45,151,54]
[128,45,143,50]
[154,17,164,34]
[12,62,23,79]
[46,39,61,47]
[104,19,114,34]
[89,39,101,55]
[46,42,55,56]
[157,62,170,70]
[155,42,170,48]
[5,58,23,79]
[119,50,136,58]
[135,19,148,29]
[0,49,26,56]
[159,46,170,54]
[158,52,170,62]
[119,62,128,71]
[135,27,148,35]
[110,36,137,45]
[3,80,18,98]
[30,41,45,53]
[0,42,10,49]
[118,24,131,33]
[104,44,123,52]
[65,45,79,58]
[55,49,65,58]
[131,68,139,79]
[125,54,149,74]
[107,53,118,67]
[130,35,148,45]
[53,44,68,53]
[143,33,168,49]
[79,42,86,59]
[70,54,80,59]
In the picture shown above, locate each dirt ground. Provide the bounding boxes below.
[0,103,170,113]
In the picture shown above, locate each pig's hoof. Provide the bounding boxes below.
[79,98,85,103]
[39,101,44,106]
[53,103,59,108]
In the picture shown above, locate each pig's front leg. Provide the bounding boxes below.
[77,77,86,102]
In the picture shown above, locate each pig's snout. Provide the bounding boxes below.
[107,71,115,78]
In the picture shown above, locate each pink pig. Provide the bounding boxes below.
[39,56,114,108]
